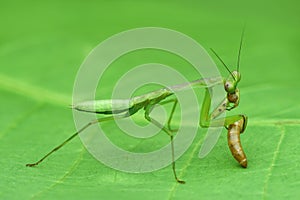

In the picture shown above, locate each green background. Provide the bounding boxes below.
[1,0,299,199]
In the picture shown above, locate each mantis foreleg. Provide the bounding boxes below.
[199,88,248,167]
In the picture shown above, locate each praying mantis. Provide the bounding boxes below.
[26,31,248,184]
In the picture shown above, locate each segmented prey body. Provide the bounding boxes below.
[227,116,247,168]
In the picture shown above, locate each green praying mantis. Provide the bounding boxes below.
[26,31,248,184]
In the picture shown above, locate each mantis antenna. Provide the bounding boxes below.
[237,26,245,72]
[210,48,235,81]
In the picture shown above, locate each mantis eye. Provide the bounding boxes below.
[224,81,235,93]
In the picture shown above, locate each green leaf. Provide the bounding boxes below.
[1,0,299,199]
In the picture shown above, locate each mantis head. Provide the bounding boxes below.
[224,70,241,94]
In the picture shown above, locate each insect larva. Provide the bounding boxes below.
[227,116,247,168]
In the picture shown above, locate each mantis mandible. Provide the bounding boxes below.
[26,31,248,184]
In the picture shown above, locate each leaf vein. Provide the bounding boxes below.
[262,125,285,199]
[0,73,70,106]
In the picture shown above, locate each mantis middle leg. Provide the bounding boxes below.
[144,99,185,184]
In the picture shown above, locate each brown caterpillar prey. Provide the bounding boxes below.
[227,116,247,168]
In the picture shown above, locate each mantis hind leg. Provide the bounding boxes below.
[144,102,185,184]
[26,113,131,167]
